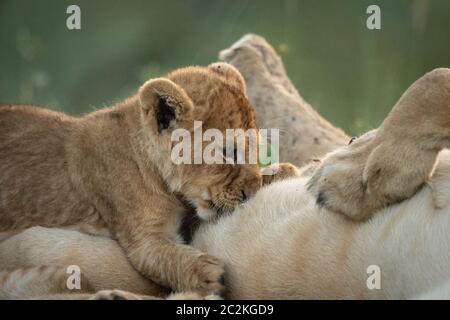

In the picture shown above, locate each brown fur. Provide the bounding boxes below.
[0,63,262,297]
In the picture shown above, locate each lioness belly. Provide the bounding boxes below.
[193,178,365,298]
[193,177,450,299]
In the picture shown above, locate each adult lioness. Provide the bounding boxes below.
[0,63,262,298]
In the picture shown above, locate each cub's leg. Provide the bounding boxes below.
[99,188,224,295]
[118,226,225,296]
[308,68,450,220]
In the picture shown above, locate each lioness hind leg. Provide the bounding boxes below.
[0,266,93,300]
[90,289,156,300]
[0,266,219,300]
[0,227,221,300]
[90,290,222,300]
[0,226,167,297]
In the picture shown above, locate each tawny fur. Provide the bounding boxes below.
[0,63,262,298]
[308,68,450,220]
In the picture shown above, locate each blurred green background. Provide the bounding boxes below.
[0,0,449,135]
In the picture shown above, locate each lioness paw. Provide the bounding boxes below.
[307,132,374,220]
[308,128,438,220]
[308,69,450,220]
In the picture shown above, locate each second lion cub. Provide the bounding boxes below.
[0,63,262,296]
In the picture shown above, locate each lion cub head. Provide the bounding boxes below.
[138,63,262,220]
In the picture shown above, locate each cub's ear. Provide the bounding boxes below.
[138,78,194,133]
[208,62,246,94]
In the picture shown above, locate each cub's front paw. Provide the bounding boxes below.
[261,163,300,185]
[182,254,225,296]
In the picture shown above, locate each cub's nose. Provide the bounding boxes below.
[240,190,248,203]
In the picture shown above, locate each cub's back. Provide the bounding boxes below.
[0,105,89,231]
[0,105,75,170]
[0,103,75,128]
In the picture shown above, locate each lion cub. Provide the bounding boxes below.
[0,63,262,295]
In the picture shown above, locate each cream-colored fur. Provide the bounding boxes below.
[416,281,450,300]
[308,68,450,220]
[194,150,450,299]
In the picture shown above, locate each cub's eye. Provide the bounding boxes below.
[348,137,357,145]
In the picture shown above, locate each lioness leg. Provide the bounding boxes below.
[0,266,94,299]
[0,227,222,300]
[308,68,450,220]
[90,290,221,300]
[0,267,214,300]
[0,227,167,297]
